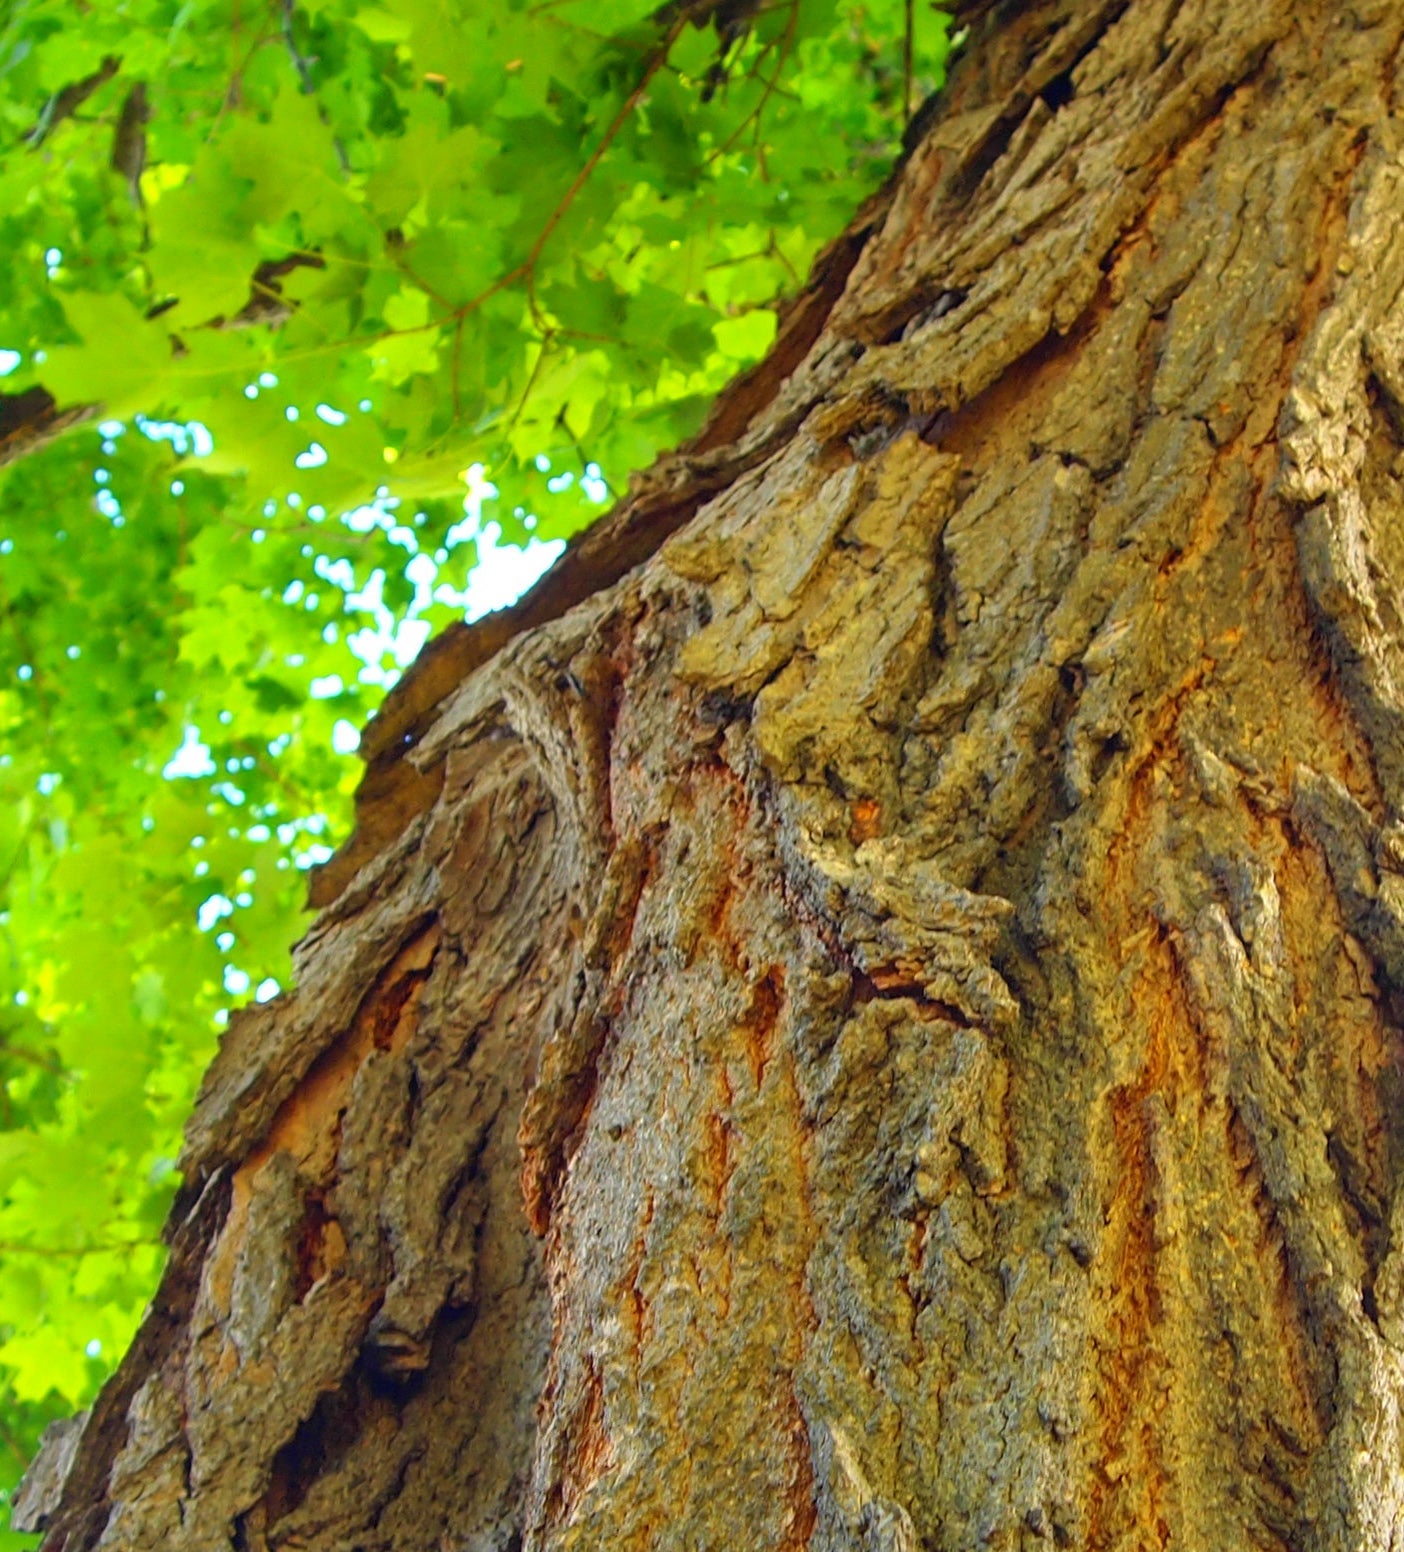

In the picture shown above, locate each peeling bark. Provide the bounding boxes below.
[25,0,1404,1547]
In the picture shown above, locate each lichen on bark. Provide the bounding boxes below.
[22,1,1404,1548]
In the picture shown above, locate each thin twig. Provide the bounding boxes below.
[770,229,799,286]
[509,331,558,431]
[522,12,689,285]
[211,16,279,134]
[280,0,314,91]
[703,0,799,166]
[26,54,120,149]
[554,403,618,499]
[536,13,652,51]
[0,1410,32,1470]
[280,0,352,175]
[0,1039,63,1074]
[0,1237,160,1258]
[705,242,778,271]
[451,314,465,423]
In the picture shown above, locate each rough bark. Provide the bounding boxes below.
[22,0,1404,1547]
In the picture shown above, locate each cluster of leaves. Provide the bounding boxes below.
[0,0,952,1537]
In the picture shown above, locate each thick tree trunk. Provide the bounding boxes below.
[22,0,1404,1546]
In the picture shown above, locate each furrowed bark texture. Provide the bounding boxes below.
[27,0,1404,1547]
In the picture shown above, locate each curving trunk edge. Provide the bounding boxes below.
[20,1,1404,1547]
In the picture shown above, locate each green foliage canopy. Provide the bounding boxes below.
[0,0,952,1533]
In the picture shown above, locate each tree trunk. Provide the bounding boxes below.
[21,0,1404,1546]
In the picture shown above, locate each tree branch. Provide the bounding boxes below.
[25,56,120,149]
[0,388,94,470]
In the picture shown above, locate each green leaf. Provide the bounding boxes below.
[43,293,173,413]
